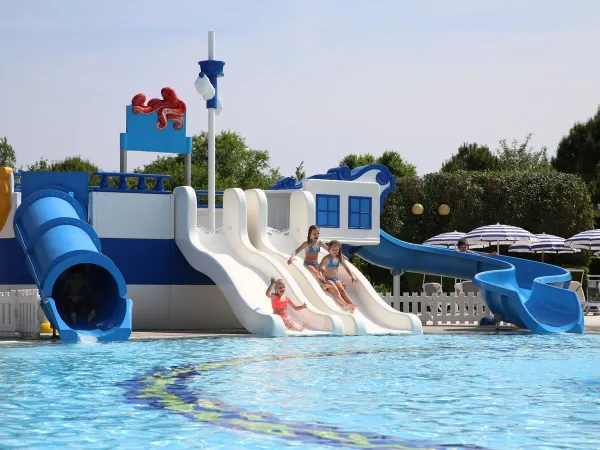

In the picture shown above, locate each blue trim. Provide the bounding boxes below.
[91,172,171,194]
[315,194,340,228]
[348,196,372,229]
[267,164,396,211]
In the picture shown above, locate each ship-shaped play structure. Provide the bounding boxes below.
[0,85,583,342]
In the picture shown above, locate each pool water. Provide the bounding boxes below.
[1,334,600,449]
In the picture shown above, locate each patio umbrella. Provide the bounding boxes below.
[423,231,485,249]
[565,230,600,251]
[508,233,580,262]
[464,223,539,253]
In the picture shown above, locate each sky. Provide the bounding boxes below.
[1,0,600,180]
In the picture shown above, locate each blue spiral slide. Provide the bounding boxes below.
[356,231,584,334]
[13,173,132,343]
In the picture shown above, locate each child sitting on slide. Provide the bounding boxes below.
[266,277,308,331]
[287,225,343,291]
[318,240,359,312]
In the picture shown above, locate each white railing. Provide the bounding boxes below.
[0,289,42,337]
[379,292,494,325]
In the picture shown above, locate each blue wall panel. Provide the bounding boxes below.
[101,238,214,286]
[0,237,215,286]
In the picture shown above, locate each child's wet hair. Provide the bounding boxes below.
[274,279,286,288]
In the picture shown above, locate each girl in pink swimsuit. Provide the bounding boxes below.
[265,277,308,331]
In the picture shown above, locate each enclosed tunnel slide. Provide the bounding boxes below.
[356,231,584,334]
[245,189,422,335]
[173,186,344,337]
[13,186,132,343]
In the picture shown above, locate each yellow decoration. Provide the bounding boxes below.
[0,167,13,232]
[40,322,53,334]
[438,204,450,216]
[411,203,424,215]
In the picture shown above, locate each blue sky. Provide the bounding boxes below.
[1,0,600,179]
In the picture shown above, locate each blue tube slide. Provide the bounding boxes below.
[13,189,132,343]
[356,230,583,334]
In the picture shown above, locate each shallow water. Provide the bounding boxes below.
[1,333,599,449]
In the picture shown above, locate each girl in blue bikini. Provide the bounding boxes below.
[288,225,333,291]
[318,240,358,311]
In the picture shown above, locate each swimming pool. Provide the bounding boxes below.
[1,334,599,449]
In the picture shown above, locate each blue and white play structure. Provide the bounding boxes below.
[0,32,583,342]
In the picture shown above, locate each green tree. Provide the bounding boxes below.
[495,133,553,172]
[376,150,417,178]
[24,156,100,184]
[340,150,416,178]
[294,161,306,181]
[440,143,498,172]
[139,130,282,191]
[552,106,600,201]
[0,137,16,168]
[339,153,376,169]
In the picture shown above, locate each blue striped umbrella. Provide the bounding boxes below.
[509,233,580,262]
[423,231,484,249]
[465,223,539,253]
[565,230,600,251]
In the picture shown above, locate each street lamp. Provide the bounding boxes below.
[411,203,424,215]
[438,204,450,216]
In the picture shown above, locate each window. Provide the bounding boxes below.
[316,194,340,228]
[348,196,372,229]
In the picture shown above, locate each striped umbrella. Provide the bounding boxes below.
[465,223,539,253]
[565,230,600,251]
[508,233,580,262]
[423,231,484,249]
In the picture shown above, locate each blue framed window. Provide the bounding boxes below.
[348,196,372,229]
[316,194,340,228]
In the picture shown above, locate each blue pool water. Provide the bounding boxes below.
[1,334,600,449]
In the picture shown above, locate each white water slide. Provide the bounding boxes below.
[173,186,344,337]
[245,189,423,335]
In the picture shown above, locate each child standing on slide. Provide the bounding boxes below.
[265,277,308,331]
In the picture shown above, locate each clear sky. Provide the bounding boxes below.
[1,0,599,179]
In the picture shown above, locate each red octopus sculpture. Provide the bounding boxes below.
[131,87,187,130]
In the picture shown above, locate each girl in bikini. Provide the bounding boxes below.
[287,225,333,291]
[318,240,359,312]
[265,277,308,331]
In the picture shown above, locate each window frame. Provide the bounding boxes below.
[348,195,372,230]
[315,194,341,228]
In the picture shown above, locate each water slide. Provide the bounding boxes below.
[356,230,584,334]
[13,177,132,343]
[245,189,423,335]
[173,186,344,337]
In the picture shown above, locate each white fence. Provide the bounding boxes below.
[0,289,42,337]
[379,292,494,325]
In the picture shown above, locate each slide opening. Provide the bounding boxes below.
[51,263,121,330]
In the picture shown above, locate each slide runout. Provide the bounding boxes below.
[356,230,583,334]
[245,189,366,336]
[174,187,343,337]
[335,260,423,334]
[13,178,132,343]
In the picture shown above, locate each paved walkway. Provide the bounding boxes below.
[3,316,599,342]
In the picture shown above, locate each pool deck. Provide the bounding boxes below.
[3,316,596,342]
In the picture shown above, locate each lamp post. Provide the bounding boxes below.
[197,31,225,233]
